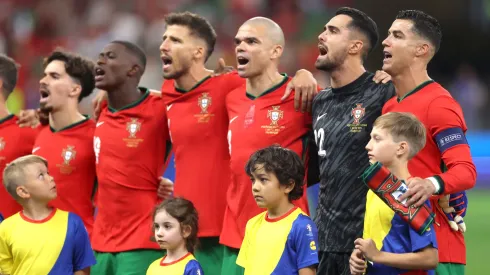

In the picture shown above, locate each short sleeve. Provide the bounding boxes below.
[71,214,96,271]
[409,202,438,252]
[0,223,13,274]
[222,72,245,96]
[184,259,205,275]
[236,221,251,268]
[292,215,319,269]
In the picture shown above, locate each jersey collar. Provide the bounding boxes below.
[174,75,211,93]
[0,114,15,125]
[108,87,149,113]
[397,80,434,103]
[246,74,288,100]
[331,72,371,94]
[50,115,90,133]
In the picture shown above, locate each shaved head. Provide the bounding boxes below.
[242,17,285,47]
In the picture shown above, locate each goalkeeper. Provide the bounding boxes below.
[350,112,438,275]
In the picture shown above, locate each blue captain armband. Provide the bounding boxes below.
[435,127,468,154]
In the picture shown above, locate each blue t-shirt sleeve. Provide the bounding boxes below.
[292,215,319,269]
[184,259,204,275]
[71,214,96,271]
[409,202,438,252]
[0,213,4,223]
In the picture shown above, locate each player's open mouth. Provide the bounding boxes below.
[95,67,105,82]
[237,56,249,69]
[161,56,173,71]
[318,45,328,56]
[254,195,263,201]
[39,87,50,104]
[383,51,392,62]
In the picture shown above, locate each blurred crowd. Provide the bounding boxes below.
[1,0,488,129]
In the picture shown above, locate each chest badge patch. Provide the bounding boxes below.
[261,106,285,135]
[195,93,215,123]
[0,137,5,151]
[124,118,144,148]
[347,103,368,133]
[57,145,77,174]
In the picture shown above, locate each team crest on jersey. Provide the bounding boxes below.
[347,103,368,133]
[194,93,215,123]
[351,103,365,125]
[267,106,283,126]
[57,145,76,174]
[198,93,212,113]
[261,106,285,134]
[0,137,4,151]
[126,118,141,138]
[124,118,144,148]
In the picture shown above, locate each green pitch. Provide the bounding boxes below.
[465,189,489,274]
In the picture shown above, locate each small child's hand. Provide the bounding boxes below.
[349,248,366,275]
[157,177,174,199]
[354,238,380,262]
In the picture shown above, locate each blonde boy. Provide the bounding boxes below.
[350,112,438,275]
[0,155,95,275]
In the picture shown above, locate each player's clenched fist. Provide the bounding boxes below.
[157,177,174,199]
[349,248,366,275]
[354,238,380,262]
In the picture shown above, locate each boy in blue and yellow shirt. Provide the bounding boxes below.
[237,145,319,275]
[350,112,438,275]
[0,155,96,275]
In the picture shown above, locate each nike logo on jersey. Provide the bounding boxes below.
[167,104,173,112]
[32,147,41,153]
[96,121,104,127]
[316,113,327,122]
[230,116,238,124]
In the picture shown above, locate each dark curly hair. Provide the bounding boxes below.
[152,197,199,253]
[44,49,95,102]
[245,145,305,201]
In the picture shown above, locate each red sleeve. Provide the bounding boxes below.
[223,72,245,95]
[426,96,476,194]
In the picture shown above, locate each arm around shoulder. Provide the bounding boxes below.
[373,246,438,270]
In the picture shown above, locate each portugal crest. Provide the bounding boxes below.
[126,118,141,138]
[267,106,283,126]
[0,137,4,151]
[198,93,212,114]
[351,103,365,125]
[62,145,76,165]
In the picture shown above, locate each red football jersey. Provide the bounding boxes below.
[92,88,170,252]
[383,80,476,264]
[0,115,39,218]
[33,117,96,236]
[161,72,243,237]
[221,76,311,248]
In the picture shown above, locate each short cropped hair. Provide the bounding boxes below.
[3,155,48,201]
[0,54,20,99]
[164,12,217,62]
[44,49,95,102]
[245,145,305,201]
[374,112,427,159]
[336,7,379,61]
[111,40,147,72]
[152,197,199,253]
[396,10,442,54]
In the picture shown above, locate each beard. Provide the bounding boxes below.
[162,60,191,80]
[315,50,348,72]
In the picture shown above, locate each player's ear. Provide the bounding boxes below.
[181,224,192,238]
[193,46,205,61]
[415,42,430,58]
[70,84,82,99]
[348,40,364,55]
[271,45,283,60]
[128,65,141,77]
[16,185,30,199]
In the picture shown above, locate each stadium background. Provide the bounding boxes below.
[1,0,488,273]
